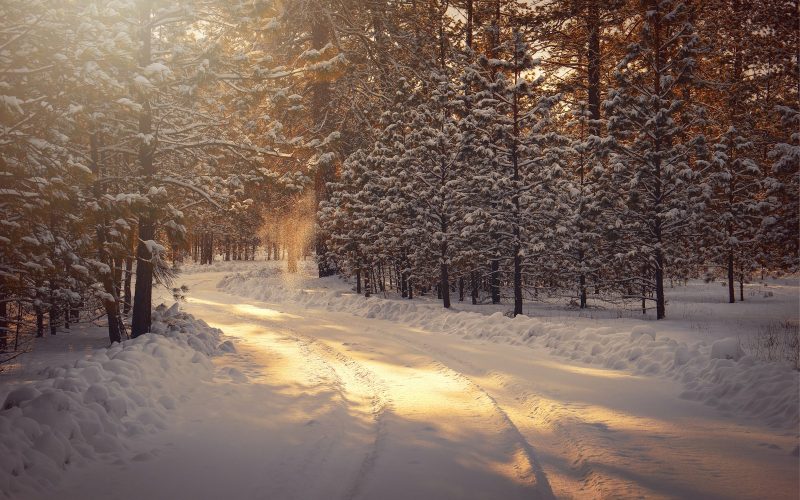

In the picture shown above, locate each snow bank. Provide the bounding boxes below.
[178,260,276,275]
[219,270,800,430]
[0,304,227,499]
[709,337,745,361]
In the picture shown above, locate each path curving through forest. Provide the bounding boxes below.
[183,279,555,500]
[50,269,798,500]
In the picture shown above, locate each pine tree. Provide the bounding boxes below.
[765,105,800,272]
[467,30,566,315]
[604,0,704,319]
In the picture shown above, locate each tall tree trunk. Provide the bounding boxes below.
[739,260,745,301]
[123,243,133,316]
[471,270,478,305]
[131,217,154,338]
[440,252,451,309]
[727,251,735,303]
[725,0,742,305]
[91,131,123,343]
[132,1,155,338]
[489,0,501,306]
[641,269,647,315]
[511,44,523,317]
[71,299,80,321]
[513,252,522,316]
[465,0,473,50]
[15,300,22,350]
[49,293,57,335]
[0,286,7,350]
[491,258,500,304]
[587,3,602,131]
[651,0,666,320]
[579,258,587,309]
[311,12,336,278]
[287,239,298,273]
[580,2,602,309]
[97,233,123,344]
[655,252,665,319]
[36,305,43,338]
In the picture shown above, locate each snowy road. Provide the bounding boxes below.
[52,271,798,500]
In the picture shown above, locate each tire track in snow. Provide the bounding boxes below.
[180,301,390,500]
[408,339,652,498]
[389,335,556,499]
[284,331,391,500]
[199,284,554,499]
[404,336,618,497]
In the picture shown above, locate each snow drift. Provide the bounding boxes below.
[219,269,800,431]
[0,304,227,499]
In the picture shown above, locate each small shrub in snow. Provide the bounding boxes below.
[742,320,800,370]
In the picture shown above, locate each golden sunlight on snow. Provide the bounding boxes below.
[534,359,645,380]
[189,291,547,497]
[232,303,302,321]
[186,297,301,321]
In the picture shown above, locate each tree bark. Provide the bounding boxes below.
[49,303,57,335]
[727,251,735,303]
[471,270,478,305]
[651,0,666,320]
[36,306,43,338]
[91,131,123,343]
[580,2,602,309]
[511,39,523,317]
[123,246,133,316]
[491,258,500,304]
[0,287,7,350]
[739,264,745,302]
[465,0,473,50]
[311,11,336,278]
[131,1,155,338]
[287,235,298,272]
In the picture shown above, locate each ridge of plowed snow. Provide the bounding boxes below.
[0,304,227,499]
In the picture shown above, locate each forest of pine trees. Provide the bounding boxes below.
[322,0,799,319]
[1,0,798,354]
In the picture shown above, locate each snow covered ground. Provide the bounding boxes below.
[1,261,797,499]
[0,305,227,499]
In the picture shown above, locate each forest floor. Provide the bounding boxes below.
[2,261,798,499]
